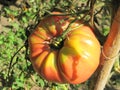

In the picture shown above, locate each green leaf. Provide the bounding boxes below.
[22,16,28,23]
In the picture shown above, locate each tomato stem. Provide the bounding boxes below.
[49,17,84,50]
[60,10,90,39]
[49,18,79,50]
[49,12,88,50]
[61,18,78,39]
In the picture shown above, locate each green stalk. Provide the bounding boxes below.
[60,18,78,39]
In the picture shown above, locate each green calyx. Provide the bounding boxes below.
[49,36,64,50]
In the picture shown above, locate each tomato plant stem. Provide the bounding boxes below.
[94,7,120,90]
[61,18,78,39]
[60,13,89,39]
[89,0,96,27]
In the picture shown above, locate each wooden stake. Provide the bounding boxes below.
[94,7,120,90]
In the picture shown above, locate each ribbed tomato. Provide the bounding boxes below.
[28,12,101,84]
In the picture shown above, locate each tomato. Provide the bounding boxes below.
[28,12,101,84]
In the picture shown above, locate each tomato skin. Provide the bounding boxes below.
[58,26,100,84]
[29,12,101,84]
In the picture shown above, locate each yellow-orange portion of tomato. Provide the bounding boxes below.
[29,12,101,84]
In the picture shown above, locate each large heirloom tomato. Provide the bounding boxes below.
[29,12,101,84]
